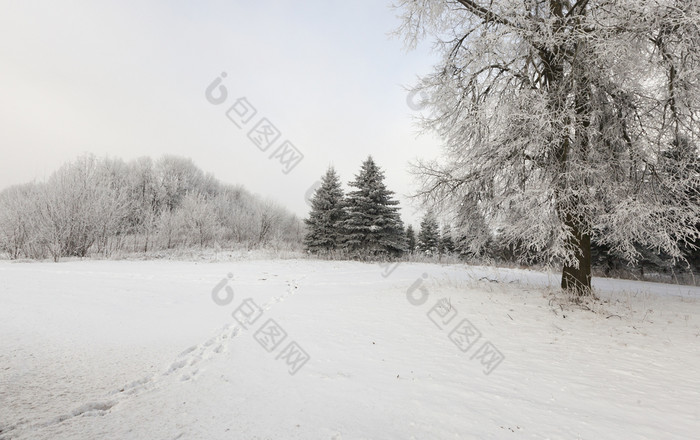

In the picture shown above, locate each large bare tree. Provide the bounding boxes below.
[397,0,700,293]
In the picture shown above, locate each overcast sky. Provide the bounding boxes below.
[0,0,441,226]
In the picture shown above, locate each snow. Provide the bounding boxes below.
[1,259,699,439]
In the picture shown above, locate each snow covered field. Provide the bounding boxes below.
[1,259,699,439]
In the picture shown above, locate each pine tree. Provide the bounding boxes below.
[418,214,440,255]
[406,225,416,254]
[304,167,346,254]
[341,157,406,258]
[440,224,455,255]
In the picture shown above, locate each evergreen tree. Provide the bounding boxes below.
[418,214,440,255]
[439,224,455,255]
[304,167,346,254]
[341,157,406,258]
[405,225,416,254]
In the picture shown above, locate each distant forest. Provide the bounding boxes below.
[0,155,303,261]
[2,154,697,284]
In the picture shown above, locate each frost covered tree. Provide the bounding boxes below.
[304,167,346,254]
[124,157,160,253]
[0,183,40,259]
[341,157,406,258]
[453,201,493,259]
[0,154,304,259]
[396,0,700,293]
[37,155,131,260]
[174,194,219,248]
[418,214,440,255]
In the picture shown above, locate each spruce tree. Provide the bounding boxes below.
[406,225,416,254]
[304,167,346,254]
[418,214,440,255]
[440,224,455,255]
[341,156,406,258]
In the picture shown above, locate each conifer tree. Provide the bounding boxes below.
[440,224,455,255]
[304,167,346,254]
[341,157,406,258]
[406,224,416,254]
[418,214,440,255]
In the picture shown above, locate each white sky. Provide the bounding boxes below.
[0,0,441,226]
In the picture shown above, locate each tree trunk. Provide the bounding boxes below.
[561,47,592,296]
[561,213,592,295]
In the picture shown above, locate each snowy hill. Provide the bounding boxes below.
[1,260,699,439]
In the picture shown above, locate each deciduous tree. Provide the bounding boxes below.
[397,0,700,294]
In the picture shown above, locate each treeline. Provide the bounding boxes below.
[305,157,699,280]
[303,156,531,262]
[409,213,507,261]
[412,210,700,280]
[0,155,303,261]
